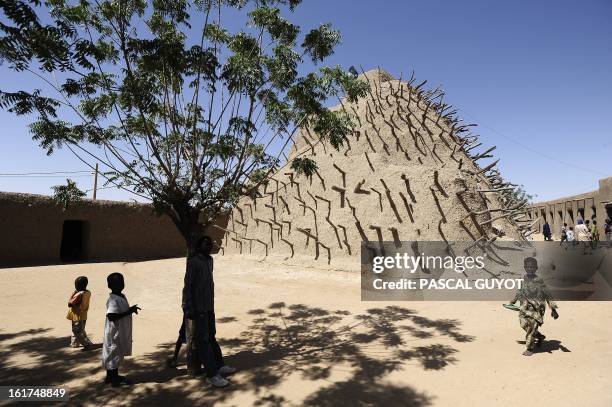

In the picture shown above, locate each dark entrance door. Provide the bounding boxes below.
[60,220,85,262]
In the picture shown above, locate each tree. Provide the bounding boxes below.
[0,0,367,252]
[51,178,86,209]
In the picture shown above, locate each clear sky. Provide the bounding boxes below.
[1,0,610,202]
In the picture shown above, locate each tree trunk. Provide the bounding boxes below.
[168,204,202,375]
[169,203,204,256]
[185,318,201,377]
[170,204,217,376]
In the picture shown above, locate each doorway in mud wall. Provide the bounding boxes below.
[60,220,88,262]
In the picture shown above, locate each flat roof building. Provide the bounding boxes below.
[527,177,612,239]
[0,191,226,267]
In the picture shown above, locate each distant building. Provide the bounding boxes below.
[527,177,612,239]
[0,191,227,267]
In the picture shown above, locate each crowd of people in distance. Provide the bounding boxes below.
[542,218,611,252]
[65,235,234,388]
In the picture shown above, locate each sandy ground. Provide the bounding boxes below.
[1,255,611,406]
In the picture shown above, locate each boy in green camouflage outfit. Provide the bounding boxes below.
[509,257,559,356]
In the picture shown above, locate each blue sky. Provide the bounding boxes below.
[1,0,610,202]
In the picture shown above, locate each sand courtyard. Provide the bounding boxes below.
[1,255,611,406]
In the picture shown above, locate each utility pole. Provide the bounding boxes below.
[92,163,99,201]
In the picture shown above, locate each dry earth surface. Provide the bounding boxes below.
[1,255,611,406]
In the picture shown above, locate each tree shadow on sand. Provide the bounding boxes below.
[0,304,474,406]
[0,330,195,405]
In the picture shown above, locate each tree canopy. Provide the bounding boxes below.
[51,177,86,208]
[0,0,367,246]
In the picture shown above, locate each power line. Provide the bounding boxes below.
[0,169,93,179]
[0,174,92,178]
[85,185,116,193]
[0,170,92,176]
[0,166,121,197]
[459,109,607,177]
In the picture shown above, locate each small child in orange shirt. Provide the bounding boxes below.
[67,276,94,350]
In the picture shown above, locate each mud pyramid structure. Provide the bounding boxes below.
[220,69,533,268]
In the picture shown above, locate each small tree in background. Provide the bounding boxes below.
[51,178,86,209]
[509,184,534,207]
[0,0,367,251]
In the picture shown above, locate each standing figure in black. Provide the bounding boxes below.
[182,236,236,387]
[543,222,552,241]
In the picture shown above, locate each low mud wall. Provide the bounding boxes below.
[0,192,228,267]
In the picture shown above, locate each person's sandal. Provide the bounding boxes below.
[166,357,178,368]
[82,343,96,351]
[218,365,237,376]
[111,375,133,387]
[206,374,229,388]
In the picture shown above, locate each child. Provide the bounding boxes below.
[575,219,591,254]
[66,276,94,350]
[509,257,559,356]
[559,223,568,249]
[102,272,140,387]
[591,220,599,249]
[566,227,575,244]
[560,223,567,243]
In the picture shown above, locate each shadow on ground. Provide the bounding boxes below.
[516,339,571,353]
[0,304,474,406]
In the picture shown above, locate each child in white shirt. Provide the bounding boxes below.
[102,272,140,387]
